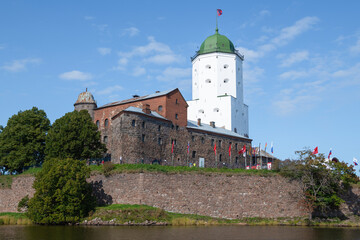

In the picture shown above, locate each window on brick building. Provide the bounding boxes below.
[219,154,222,162]
[142,134,145,142]
[192,151,196,158]
[235,143,238,150]
[158,137,162,145]
[201,137,205,144]
[235,157,238,164]
[175,99,178,104]
[96,120,99,128]
[175,113,178,119]
[211,139,214,146]
[158,105,163,111]
[171,124,174,129]
[131,120,136,127]
[218,140,222,148]
[158,125,161,131]
[103,136,108,143]
[142,121,145,128]
[191,135,195,142]
[104,119,109,127]
[176,125,179,130]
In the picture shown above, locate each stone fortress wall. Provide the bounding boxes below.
[1,173,360,219]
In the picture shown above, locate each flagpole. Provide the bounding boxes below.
[216,10,218,32]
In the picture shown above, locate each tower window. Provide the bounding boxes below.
[224,79,229,83]
[96,120,100,128]
[198,109,204,114]
[205,79,211,83]
[234,128,237,133]
[158,125,161,131]
[158,105,163,111]
[103,136,108,143]
[104,119,109,127]
[224,64,229,69]
[175,113,178,119]
[213,108,219,112]
[142,121,145,128]
[205,65,211,69]
[142,134,145,142]
[201,137,205,144]
[131,120,136,127]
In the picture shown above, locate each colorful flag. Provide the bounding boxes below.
[228,143,231,157]
[312,146,318,155]
[213,143,217,155]
[187,141,190,154]
[328,148,332,159]
[217,9,222,16]
[239,145,246,155]
[271,142,273,154]
[171,140,174,153]
[354,158,358,166]
[264,142,267,152]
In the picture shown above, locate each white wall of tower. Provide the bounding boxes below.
[188,52,249,137]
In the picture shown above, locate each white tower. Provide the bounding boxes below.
[187,29,249,137]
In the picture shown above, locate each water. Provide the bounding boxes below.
[1,225,360,240]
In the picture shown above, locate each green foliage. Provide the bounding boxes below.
[27,158,96,224]
[0,107,50,173]
[45,110,106,160]
[0,175,12,189]
[102,162,115,177]
[18,195,29,212]
[280,148,359,218]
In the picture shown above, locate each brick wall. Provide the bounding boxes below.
[1,173,360,219]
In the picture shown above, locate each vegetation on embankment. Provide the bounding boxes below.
[0,212,32,225]
[0,167,41,189]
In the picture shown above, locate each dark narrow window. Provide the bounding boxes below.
[96,120,100,128]
[211,139,214,146]
[158,137,162,145]
[142,121,145,128]
[158,125,161,131]
[192,136,195,142]
[235,157,239,164]
[192,151,196,158]
[104,119,109,127]
[235,143,238,150]
[175,99,178,104]
[218,140,222,148]
[175,113,178,119]
[219,154,222,162]
[131,120,136,127]
[103,136,108,143]
[171,124,174,129]
[201,137,205,144]
[176,125,179,130]
[142,134,145,142]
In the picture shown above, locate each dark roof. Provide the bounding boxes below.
[97,89,178,109]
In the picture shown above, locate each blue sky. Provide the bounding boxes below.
[1,1,359,169]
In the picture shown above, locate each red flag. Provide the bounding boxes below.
[213,143,217,155]
[228,143,231,156]
[239,145,246,154]
[171,140,174,153]
[217,9,222,16]
[312,146,318,155]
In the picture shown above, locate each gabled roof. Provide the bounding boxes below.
[111,106,171,122]
[187,120,251,141]
[97,88,181,109]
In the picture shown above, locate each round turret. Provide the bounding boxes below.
[74,89,97,120]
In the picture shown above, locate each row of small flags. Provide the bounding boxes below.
[312,146,358,166]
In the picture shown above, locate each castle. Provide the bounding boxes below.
[74,29,252,168]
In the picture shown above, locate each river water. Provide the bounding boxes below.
[1,225,360,240]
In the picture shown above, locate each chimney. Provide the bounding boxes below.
[142,104,151,114]
[210,121,215,128]
[133,94,140,98]
[197,118,201,126]
[155,91,160,93]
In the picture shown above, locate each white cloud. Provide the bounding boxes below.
[97,85,123,95]
[59,70,93,81]
[259,10,271,17]
[132,66,146,76]
[156,67,191,82]
[119,36,172,58]
[112,58,128,71]
[1,58,41,72]
[279,70,308,80]
[279,50,309,67]
[273,94,319,116]
[144,54,182,65]
[122,27,140,37]
[350,38,360,54]
[92,24,108,32]
[97,47,112,56]
[84,16,95,20]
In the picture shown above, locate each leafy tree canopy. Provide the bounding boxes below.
[45,110,106,160]
[280,148,358,219]
[27,158,96,224]
[0,107,50,173]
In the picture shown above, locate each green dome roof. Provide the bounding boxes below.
[198,30,235,55]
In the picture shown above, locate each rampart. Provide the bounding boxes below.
[1,173,359,219]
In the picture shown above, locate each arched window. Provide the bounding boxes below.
[201,137,205,144]
[213,108,219,112]
[205,65,211,69]
[198,109,204,114]
[158,105,163,111]
[224,78,229,83]
[205,79,211,83]
[224,64,229,69]
[104,119,109,127]
[175,113,178,119]
[96,120,100,128]
[131,120,136,127]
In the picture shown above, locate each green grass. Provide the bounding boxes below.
[0,212,32,225]
[0,175,12,189]
[90,163,277,177]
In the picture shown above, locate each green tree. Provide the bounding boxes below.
[45,110,106,160]
[280,148,358,220]
[0,107,50,173]
[27,158,96,224]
